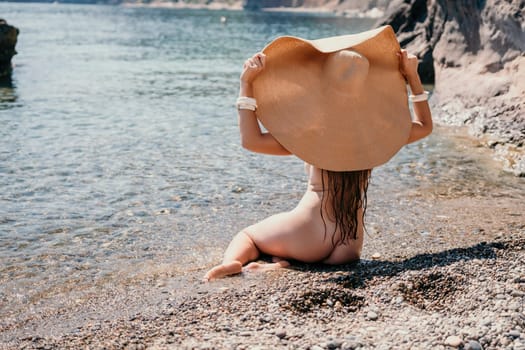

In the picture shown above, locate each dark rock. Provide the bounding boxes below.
[465,340,483,350]
[377,0,437,83]
[275,329,287,339]
[378,0,525,176]
[0,19,19,78]
[327,339,344,349]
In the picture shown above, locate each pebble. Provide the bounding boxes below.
[464,340,483,350]
[231,186,244,193]
[371,252,381,260]
[514,276,525,283]
[327,339,343,349]
[275,330,287,339]
[259,315,272,323]
[155,208,170,215]
[508,329,521,338]
[499,336,511,346]
[480,318,492,327]
[507,302,522,311]
[511,290,525,297]
[445,335,463,347]
[393,296,404,304]
[367,311,379,321]
[342,340,361,350]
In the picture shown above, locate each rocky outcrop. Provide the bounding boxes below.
[379,0,525,176]
[0,19,18,79]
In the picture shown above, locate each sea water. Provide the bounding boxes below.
[0,3,523,324]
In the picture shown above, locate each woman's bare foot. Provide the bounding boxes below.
[243,256,290,273]
[203,261,242,281]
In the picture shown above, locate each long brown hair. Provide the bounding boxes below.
[320,169,372,246]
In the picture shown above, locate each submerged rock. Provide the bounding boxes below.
[378,0,525,176]
[0,19,19,78]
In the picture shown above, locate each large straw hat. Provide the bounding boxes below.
[252,25,411,171]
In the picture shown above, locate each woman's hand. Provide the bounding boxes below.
[240,52,266,85]
[237,52,291,156]
[397,49,419,80]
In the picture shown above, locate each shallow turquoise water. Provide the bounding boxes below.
[0,3,523,318]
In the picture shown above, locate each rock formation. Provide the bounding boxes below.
[0,19,19,79]
[379,0,525,176]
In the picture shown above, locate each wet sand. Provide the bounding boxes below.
[1,127,524,349]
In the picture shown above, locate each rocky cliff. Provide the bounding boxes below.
[379,0,525,176]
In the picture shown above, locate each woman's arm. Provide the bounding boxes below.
[398,50,433,144]
[237,53,292,156]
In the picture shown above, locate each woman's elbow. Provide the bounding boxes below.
[423,122,433,138]
[240,137,259,152]
[407,122,433,144]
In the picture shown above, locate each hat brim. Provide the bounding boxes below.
[252,25,411,171]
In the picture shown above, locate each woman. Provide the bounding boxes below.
[204,49,432,281]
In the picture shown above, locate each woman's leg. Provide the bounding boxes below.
[203,230,259,281]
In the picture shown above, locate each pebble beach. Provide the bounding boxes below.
[2,164,524,349]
